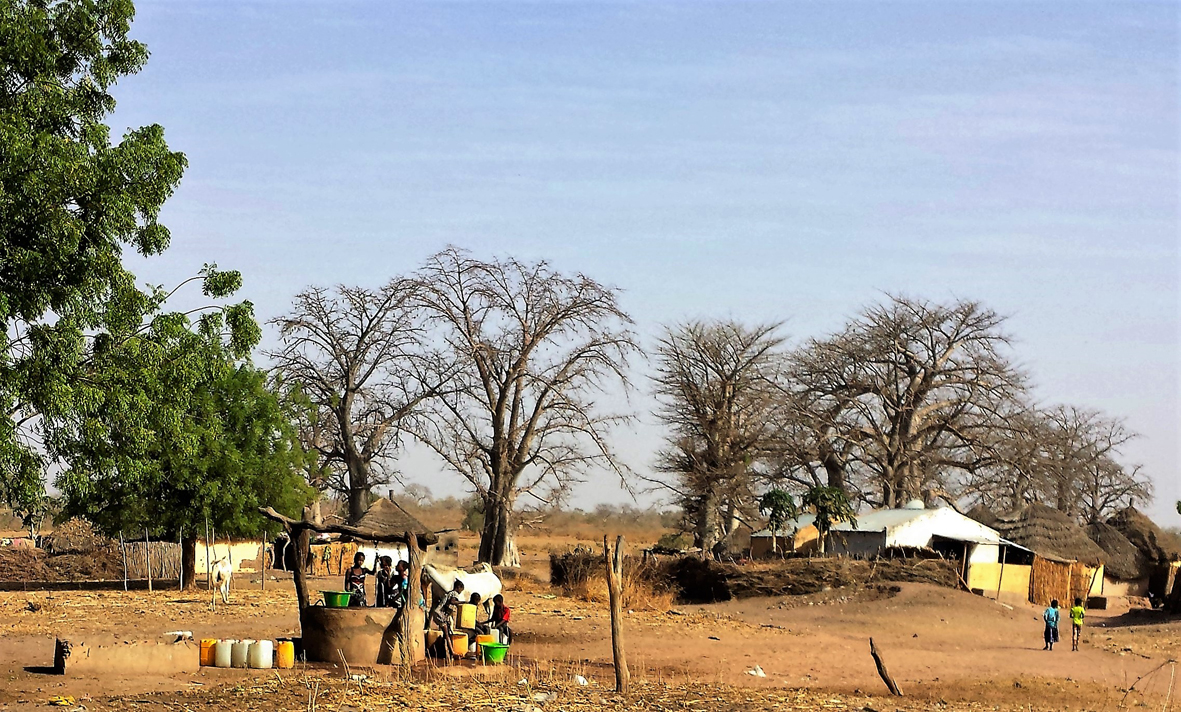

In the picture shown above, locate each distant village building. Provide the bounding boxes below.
[749,514,819,558]
[984,503,1105,606]
[1106,506,1181,601]
[1086,520,1150,597]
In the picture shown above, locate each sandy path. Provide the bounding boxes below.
[514,583,1171,697]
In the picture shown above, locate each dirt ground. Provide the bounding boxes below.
[1,532,1179,710]
[0,575,1178,710]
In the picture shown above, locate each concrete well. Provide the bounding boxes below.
[300,605,424,665]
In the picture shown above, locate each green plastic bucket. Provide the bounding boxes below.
[479,642,509,664]
[321,591,353,608]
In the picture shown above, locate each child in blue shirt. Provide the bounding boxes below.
[1042,599,1060,651]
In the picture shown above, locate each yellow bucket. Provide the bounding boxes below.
[457,603,476,629]
[475,633,497,648]
[276,641,295,669]
[449,633,468,657]
[199,639,217,667]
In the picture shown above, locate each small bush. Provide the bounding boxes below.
[656,532,692,550]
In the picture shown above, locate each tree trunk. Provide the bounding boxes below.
[478,495,516,566]
[693,488,721,556]
[347,458,370,524]
[181,536,198,590]
[821,451,847,494]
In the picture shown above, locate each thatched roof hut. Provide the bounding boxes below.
[353,498,438,545]
[966,504,998,528]
[1086,521,1149,581]
[991,503,1106,565]
[1107,507,1181,563]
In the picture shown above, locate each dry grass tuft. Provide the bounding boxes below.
[567,570,674,612]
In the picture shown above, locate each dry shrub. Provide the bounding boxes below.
[495,566,551,593]
[564,564,674,612]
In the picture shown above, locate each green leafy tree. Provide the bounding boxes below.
[1,0,186,517]
[56,299,313,587]
[758,489,798,554]
[801,485,856,554]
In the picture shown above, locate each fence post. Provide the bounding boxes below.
[205,519,215,611]
[178,527,184,591]
[604,535,629,694]
[261,532,266,592]
[119,532,128,592]
[225,534,233,592]
[144,529,152,593]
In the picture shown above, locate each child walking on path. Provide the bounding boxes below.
[1043,599,1060,651]
[1069,597,1085,651]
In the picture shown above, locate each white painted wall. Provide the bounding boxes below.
[969,543,1000,564]
[827,507,1003,562]
[879,509,1001,564]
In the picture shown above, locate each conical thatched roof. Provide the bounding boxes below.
[966,504,998,528]
[1107,507,1181,563]
[353,498,438,545]
[1086,521,1148,581]
[991,503,1106,565]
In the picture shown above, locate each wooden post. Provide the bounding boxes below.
[119,532,128,592]
[604,535,629,694]
[144,529,152,593]
[225,533,233,592]
[205,519,215,611]
[869,637,903,696]
[399,531,425,665]
[996,545,1007,600]
[261,533,267,592]
[293,528,311,609]
[1086,565,1100,606]
[178,528,184,591]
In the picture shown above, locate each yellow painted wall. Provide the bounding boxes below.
[1082,565,1104,596]
[793,525,820,553]
[967,561,1032,596]
[1103,576,1150,597]
[750,525,820,558]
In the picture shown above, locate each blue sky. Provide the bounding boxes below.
[113,2,1178,522]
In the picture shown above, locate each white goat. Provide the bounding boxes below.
[211,557,232,603]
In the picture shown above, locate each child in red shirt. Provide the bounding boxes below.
[489,594,512,645]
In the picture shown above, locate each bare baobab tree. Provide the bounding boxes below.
[963,405,1150,522]
[414,248,637,566]
[790,296,1026,509]
[651,320,787,555]
[269,281,442,523]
